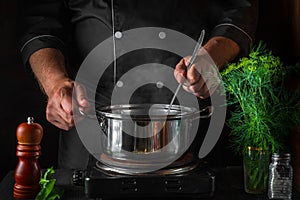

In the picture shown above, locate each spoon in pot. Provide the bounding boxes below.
[167,30,205,114]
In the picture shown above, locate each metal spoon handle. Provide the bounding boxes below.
[168,30,205,111]
[185,29,205,71]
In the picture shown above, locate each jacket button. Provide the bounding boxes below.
[156,81,164,88]
[159,31,166,39]
[115,31,122,39]
[116,80,124,87]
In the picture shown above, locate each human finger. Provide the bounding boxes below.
[59,87,76,126]
[60,87,73,115]
[46,87,74,129]
[75,83,90,108]
[182,83,210,99]
[47,112,73,130]
[46,102,74,130]
[186,65,202,85]
[174,59,187,84]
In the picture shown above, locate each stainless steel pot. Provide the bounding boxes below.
[80,104,212,173]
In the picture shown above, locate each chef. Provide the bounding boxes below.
[18,0,258,169]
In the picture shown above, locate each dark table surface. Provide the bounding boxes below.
[1,166,300,200]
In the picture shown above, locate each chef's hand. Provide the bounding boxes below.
[29,48,91,130]
[174,36,241,99]
[174,48,221,99]
[46,79,90,130]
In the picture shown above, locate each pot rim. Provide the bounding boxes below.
[96,103,210,121]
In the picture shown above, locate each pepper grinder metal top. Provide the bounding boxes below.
[27,116,34,124]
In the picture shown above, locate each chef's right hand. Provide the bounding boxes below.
[46,78,89,130]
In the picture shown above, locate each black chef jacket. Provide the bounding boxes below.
[19,0,258,64]
[18,0,259,169]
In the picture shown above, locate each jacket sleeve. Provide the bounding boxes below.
[18,0,69,68]
[210,0,259,57]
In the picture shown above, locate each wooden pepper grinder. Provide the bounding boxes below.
[14,117,43,199]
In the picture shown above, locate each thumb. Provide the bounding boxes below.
[184,56,192,67]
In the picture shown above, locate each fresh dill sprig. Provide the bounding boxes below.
[221,41,300,155]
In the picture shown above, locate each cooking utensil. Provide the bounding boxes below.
[168,30,205,112]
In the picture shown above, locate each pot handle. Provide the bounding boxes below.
[191,106,213,120]
[78,110,107,135]
[78,109,97,119]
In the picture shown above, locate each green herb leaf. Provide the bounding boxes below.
[35,167,64,200]
[222,41,300,155]
[46,187,64,200]
[35,179,56,200]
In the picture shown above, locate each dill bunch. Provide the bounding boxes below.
[221,42,300,155]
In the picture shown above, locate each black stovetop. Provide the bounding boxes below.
[80,156,215,199]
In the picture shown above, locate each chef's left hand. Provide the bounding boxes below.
[174,48,221,99]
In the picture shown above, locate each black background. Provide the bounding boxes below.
[0,0,299,180]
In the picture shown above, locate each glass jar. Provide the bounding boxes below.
[243,147,270,194]
[268,153,293,199]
